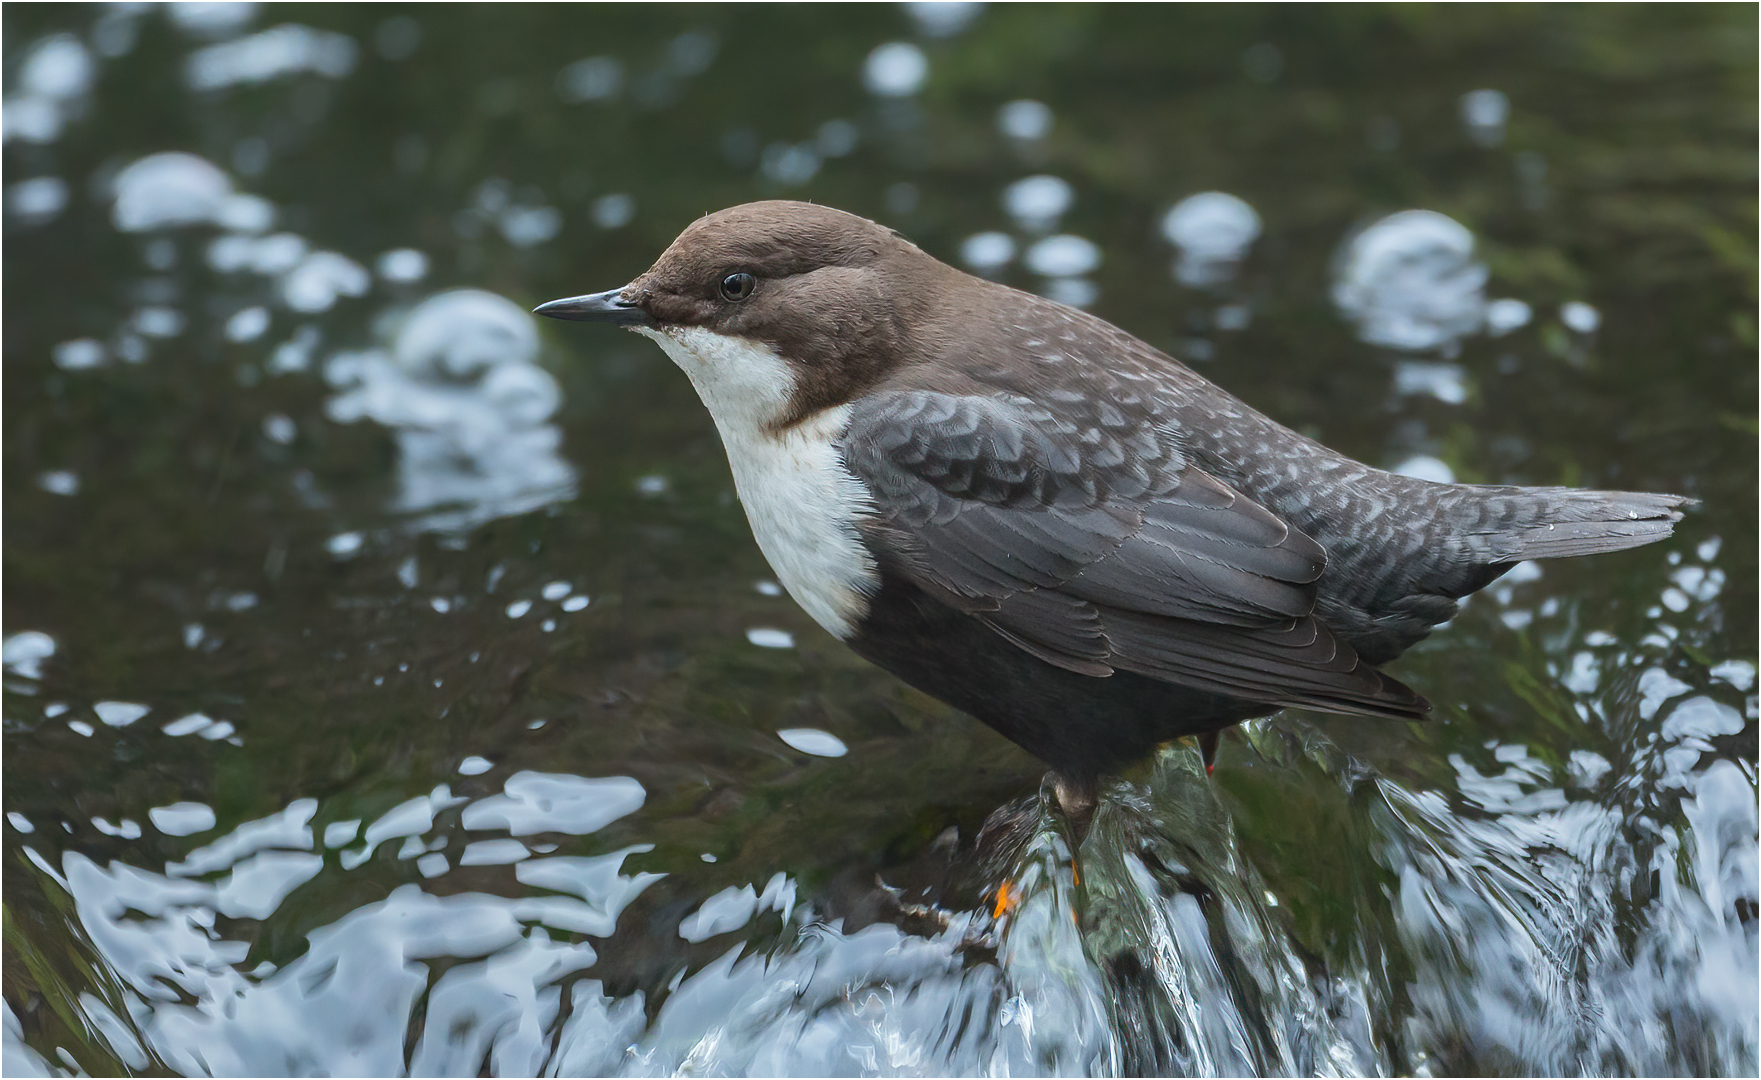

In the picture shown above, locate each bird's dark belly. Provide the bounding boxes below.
[847,572,1271,778]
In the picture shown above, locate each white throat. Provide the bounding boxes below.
[634,325,879,638]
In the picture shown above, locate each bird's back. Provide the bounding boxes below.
[924,285,1688,666]
[1157,364,1686,663]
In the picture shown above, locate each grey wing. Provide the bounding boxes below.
[842,389,1426,719]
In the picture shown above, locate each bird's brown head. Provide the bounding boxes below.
[537,201,960,428]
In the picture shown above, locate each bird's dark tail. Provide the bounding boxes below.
[1453,487,1693,563]
[1304,477,1692,666]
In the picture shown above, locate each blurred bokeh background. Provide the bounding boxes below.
[4,4,1755,1076]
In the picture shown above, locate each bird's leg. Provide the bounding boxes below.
[988,773,1097,921]
[1051,770,1099,846]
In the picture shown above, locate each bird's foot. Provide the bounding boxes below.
[992,878,1017,919]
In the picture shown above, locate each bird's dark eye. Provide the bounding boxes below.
[719,272,756,302]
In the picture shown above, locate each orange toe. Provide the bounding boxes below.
[993,879,1017,919]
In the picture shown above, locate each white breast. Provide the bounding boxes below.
[634,325,879,638]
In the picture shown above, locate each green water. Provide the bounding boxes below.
[4,5,1754,1076]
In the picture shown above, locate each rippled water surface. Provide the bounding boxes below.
[5,5,1755,1077]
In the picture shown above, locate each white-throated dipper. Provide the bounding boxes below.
[536,201,1688,824]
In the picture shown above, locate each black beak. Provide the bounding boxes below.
[533,288,653,326]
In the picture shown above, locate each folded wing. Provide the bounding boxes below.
[842,389,1427,720]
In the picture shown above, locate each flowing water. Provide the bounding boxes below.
[4,5,1755,1077]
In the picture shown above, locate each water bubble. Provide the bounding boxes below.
[499,205,562,247]
[52,338,105,370]
[1637,667,1694,720]
[92,6,146,57]
[7,177,69,225]
[132,307,186,338]
[459,756,493,776]
[591,193,635,229]
[1163,192,1261,286]
[20,34,94,102]
[1505,560,1543,585]
[262,414,297,445]
[998,99,1053,141]
[864,42,928,97]
[208,231,301,275]
[226,306,271,342]
[281,251,370,313]
[186,25,358,91]
[394,289,538,376]
[37,471,79,496]
[377,248,429,282]
[1461,89,1510,147]
[505,600,532,619]
[1560,301,1601,333]
[112,153,234,232]
[777,728,848,757]
[1709,661,1755,693]
[1484,298,1533,336]
[1392,359,1469,404]
[149,802,218,836]
[3,632,56,679]
[747,628,795,649]
[679,884,761,942]
[1391,454,1455,484]
[93,817,144,839]
[1025,235,1100,277]
[218,193,275,231]
[267,324,319,374]
[961,231,1015,273]
[461,839,530,866]
[1333,210,1488,353]
[94,701,150,727]
[1002,175,1073,231]
[2,96,61,144]
[1043,277,1099,309]
[163,713,217,736]
[460,772,646,836]
[906,1,984,37]
[168,3,261,38]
